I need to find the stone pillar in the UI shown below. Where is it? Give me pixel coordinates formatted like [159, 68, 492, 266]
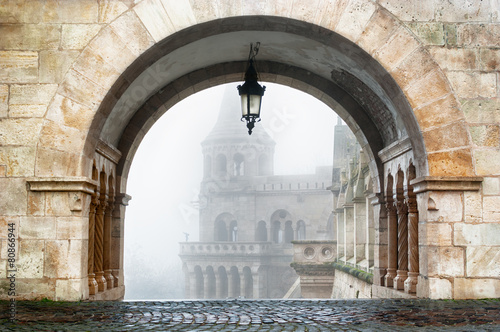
[394, 199, 408, 290]
[103, 193, 115, 289]
[370, 193, 387, 286]
[336, 209, 345, 262]
[384, 199, 397, 287]
[112, 193, 130, 288]
[88, 193, 99, 295]
[344, 204, 354, 261]
[353, 198, 366, 265]
[405, 195, 419, 293]
[228, 269, 235, 298]
[366, 195, 375, 270]
[94, 195, 108, 292]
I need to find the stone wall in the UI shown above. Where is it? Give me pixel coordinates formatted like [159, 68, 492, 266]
[0, 0, 499, 300]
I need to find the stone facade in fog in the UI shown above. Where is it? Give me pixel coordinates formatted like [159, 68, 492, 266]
[0, 0, 499, 300]
[179, 89, 333, 298]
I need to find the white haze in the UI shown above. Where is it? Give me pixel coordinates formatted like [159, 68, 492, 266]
[124, 83, 337, 299]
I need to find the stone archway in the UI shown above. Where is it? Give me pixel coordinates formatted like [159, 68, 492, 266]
[4, 0, 493, 301]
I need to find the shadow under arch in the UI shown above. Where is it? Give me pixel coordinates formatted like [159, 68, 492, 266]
[83, 15, 425, 196]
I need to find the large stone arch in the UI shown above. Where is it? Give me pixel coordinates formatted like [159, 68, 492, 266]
[3, 0, 492, 301]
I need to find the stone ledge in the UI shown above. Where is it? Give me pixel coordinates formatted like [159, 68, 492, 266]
[378, 136, 412, 163]
[290, 262, 335, 277]
[27, 177, 97, 195]
[96, 140, 122, 164]
[411, 176, 483, 193]
[332, 262, 373, 284]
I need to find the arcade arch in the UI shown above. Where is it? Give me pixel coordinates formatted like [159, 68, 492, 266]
[21, 1, 484, 301]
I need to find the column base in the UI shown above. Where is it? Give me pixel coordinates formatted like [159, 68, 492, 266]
[404, 272, 418, 294]
[112, 269, 120, 288]
[393, 270, 408, 290]
[96, 271, 107, 292]
[88, 274, 98, 295]
[104, 269, 114, 289]
[384, 268, 397, 288]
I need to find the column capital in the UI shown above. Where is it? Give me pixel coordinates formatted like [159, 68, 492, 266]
[410, 176, 482, 194]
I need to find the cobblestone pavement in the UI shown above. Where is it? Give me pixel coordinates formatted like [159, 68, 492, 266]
[1, 299, 499, 331]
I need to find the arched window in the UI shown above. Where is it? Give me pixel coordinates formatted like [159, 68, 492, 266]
[194, 266, 204, 299]
[256, 220, 267, 241]
[284, 220, 294, 243]
[233, 153, 245, 176]
[215, 154, 227, 176]
[297, 220, 306, 240]
[229, 220, 238, 242]
[272, 220, 282, 243]
[215, 220, 227, 241]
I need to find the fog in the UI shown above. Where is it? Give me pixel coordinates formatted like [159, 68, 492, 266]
[124, 83, 337, 300]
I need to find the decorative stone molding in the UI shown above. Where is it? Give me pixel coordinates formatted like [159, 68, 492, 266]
[96, 140, 122, 165]
[115, 193, 132, 206]
[291, 263, 335, 277]
[410, 176, 483, 193]
[27, 177, 97, 194]
[332, 262, 373, 284]
[378, 137, 412, 163]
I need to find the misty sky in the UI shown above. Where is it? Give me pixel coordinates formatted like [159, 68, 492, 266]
[123, 83, 338, 299]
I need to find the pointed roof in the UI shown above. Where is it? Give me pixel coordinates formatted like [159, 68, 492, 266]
[202, 85, 275, 145]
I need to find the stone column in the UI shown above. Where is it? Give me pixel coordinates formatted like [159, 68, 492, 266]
[394, 199, 409, 289]
[353, 198, 366, 265]
[336, 209, 345, 262]
[405, 194, 419, 293]
[344, 204, 354, 261]
[88, 193, 99, 295]
[366, 195, 375, 270]
[112, 193, 131, 288]
[103, 193, 115, 289]
[370, 193, 387, 286]
[228, 269, 235, 298]
[384, 198, 397, 287]
[94, 195, 108, 292]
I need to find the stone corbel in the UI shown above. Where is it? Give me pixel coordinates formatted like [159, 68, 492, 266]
[410, 176, 483, 193]
[27, 177, 98, 212]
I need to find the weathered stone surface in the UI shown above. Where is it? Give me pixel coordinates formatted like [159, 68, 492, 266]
[9, 83, 57, 105]
[315, 0, 350, 31]
[45, 240, 86, 278]
[375, 27, 420, 71]
[27, 191, 45, 217]
[475, 150, 500, 176]
[55, 278, 87, 301]
[422, 121, 469, 152]
[58, 69, 106, 109]
[407, 22, 445, 46]
[357, 10, 399, 56]
[0, 146, 36, 177]
[482, 196, 500, 222]
[391, 47, 438, 91]
[134, 0, 176, 43]
[466, 247, 500, 277]
[73, 48, 120, 90]
[457, 24, 500, 47]
[479, 48, 500, 71]
[0, 178, 27, 215]
[19, 216, 56, 240]
[190, 0, 220, 23]
[381, 0, 435, 21]
[464, 191, 482, 223]
[39, 120, 86, 153]
[98, 0, 130, 23]
[454, 278, 500, 299]
[45, 94, 93, 131]
[462, 98, 500, 124]
[427, 148, 474, 177]
[470, 125, 500, 147]
[429, 47, 477, 71]
[483, 177, 500, 195]
[160, 0, 197, 31]
[413, 94, 463, 131]
[0, 51, 38, 83]
[109, 10, 155, 56]
[0, 84, 8, 117]
[447, 71, 497, 98]
[22, 0, 98, 23]
[427, 246, 464, 277]
[405, 70, 452, 110]
[56, 217, 88, 240]
[87, 27, 136, 73]
[427, 277, 452, 299]
[455, 223, 500, 245]
[0, 24, 60, 50]
[334, 0, 378, 42]
[39, 50, 80, 83]
[17, 240, 45, 278]
[14, 278, 56, 300]
[61, 24, 102, 50]
[419, 222, 452, 246]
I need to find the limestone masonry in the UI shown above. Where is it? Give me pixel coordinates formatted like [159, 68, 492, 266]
[0, 0, 499, 301]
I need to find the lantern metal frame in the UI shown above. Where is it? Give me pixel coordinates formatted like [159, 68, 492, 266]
[237, 43, 266, 135]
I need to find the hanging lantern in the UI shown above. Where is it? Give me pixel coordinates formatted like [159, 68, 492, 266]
[237, 43, 265, 135]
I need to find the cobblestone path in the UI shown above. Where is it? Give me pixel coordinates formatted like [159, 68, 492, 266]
[1, 299, 499, 331]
